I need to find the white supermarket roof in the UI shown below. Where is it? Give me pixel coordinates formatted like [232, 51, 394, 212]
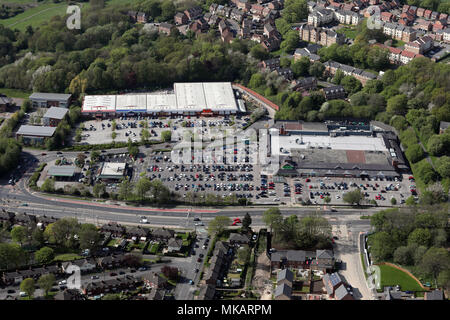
[81, 82, 239, 114]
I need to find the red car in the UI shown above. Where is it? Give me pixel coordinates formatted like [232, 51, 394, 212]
[306, 178, 311, 182]
[232, 218, 241, 226]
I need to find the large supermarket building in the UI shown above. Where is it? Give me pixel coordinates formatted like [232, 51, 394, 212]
[82, 82, 245, 118]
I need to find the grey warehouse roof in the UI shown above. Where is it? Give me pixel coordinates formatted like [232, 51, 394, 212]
[47, 166, 76, 177]
[29, 92, 72, 101]
[44, 107, 69, 120]
[16, 125, 56, 137]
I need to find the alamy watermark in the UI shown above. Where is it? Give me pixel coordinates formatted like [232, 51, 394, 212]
[66, 5, 81, 30]
[170, 125, 279, 171]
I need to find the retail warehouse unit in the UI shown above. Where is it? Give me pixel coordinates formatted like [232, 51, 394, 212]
[81, 82, 244, 118]
[270, 120, 409, 179]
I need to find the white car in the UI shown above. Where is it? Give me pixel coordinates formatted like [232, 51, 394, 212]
[273, 198, 280, 202]
[58, 280, 67, 285]
[140, 217, 148, 224]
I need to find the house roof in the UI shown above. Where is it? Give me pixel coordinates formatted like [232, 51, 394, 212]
[0, 95, 13, 105]
[335, 284, 352, 300]
[168, 237, 183, 248]
[424, 289, 443, 300]
[152, 228, 174, 238]
[198, 284, 216, 300]
[277, 268, 294, 283]
[274, 283, 292, 298]
[54, 289, 84, 301]
[142, 272, 167, 286]
[229, 233, 249, 243]
[316, 249, 334, 260]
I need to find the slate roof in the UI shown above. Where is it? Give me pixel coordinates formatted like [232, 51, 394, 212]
[229, 233, 249, 243]
[274, 283, 292, 298]
[198, 284, 216, 300]
[277, 268, 294, 284]
[424, 289, 444, 300]
[316, 249, 334, 260]
[43, 106, 69, 120]
[334, 284, 352, 300]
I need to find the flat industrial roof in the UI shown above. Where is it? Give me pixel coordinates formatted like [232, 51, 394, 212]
[47, 166, 76, 177]
[29, 92, 72, 101]
[271, 132, 388, 156]
[116, 95, 147, 112]
[16, 125, 56, 137]
[82, 95, 117, 112]
[99, 162, 126, 177]
[81, 82, 239, 113]
[147, 94, 178, 112]
[43, 107, 68, 120]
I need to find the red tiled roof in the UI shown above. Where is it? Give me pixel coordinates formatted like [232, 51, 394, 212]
[401, 50, 416, 58]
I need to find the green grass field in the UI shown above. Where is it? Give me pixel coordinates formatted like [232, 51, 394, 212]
[378, 264, 424, 292]
[0, 88, 31, 99]
[337, 26, 358, 40]
[0, 1, 68, 31]
[54, 253, 82, 262]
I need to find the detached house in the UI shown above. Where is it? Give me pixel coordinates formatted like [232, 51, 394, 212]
[167, 237, 183, 252]
[152, 228, 175, 241]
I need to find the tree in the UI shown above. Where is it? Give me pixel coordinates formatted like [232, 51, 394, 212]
[119, 179, 134, 200]
[390, 197, 397, 205]
[41, 178, 55, 192]
[10, 226, 27, 245]
[208, 216, 231, 236]
[111, 131, 117, 141]
[405, 196, 416, 206]
[341, 76, 362, 95]
[343, 189, 364, 205]
[79, 223, 101, 251]
[418, 247, 450, 285]
[93, 182, 106, 198]
[161, 130, 171, 142]
[135, 177, 152, 202]
[283, 0, 308, 23]
[0, 243, 26, 269]
[324, 196, 331, 204]
[280, 30, 299, 53]
[90, 150, 100, 162]
[436, 156, 450, 178]
[141, 129, 150, 143]
[408, 228, 432, 247]
[393, 246, 414, 266]
[20, 278, 35, 298]
[38, 273, 55, 297]
[128, 144, 139, 159]
[44, 218, 79, 248]
[31, 228, 45, 247]
[262, 208, 283, 233]
[250, 44, 270, 60]
[386, 94, 408, 115]
[291, 57, 310, 77]
[242, 212, 252, 230]
[309, 62, 325, 78]
[34, 246, 54, 265]
[369, 231, 396, 261]
[161, 265, 178, 280]
[405, 144, 425, 163]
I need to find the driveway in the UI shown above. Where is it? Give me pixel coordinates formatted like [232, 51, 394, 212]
[333, 224, 373, 300]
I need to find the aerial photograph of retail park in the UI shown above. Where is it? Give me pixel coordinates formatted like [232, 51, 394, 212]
[0, 0, 448, 308]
